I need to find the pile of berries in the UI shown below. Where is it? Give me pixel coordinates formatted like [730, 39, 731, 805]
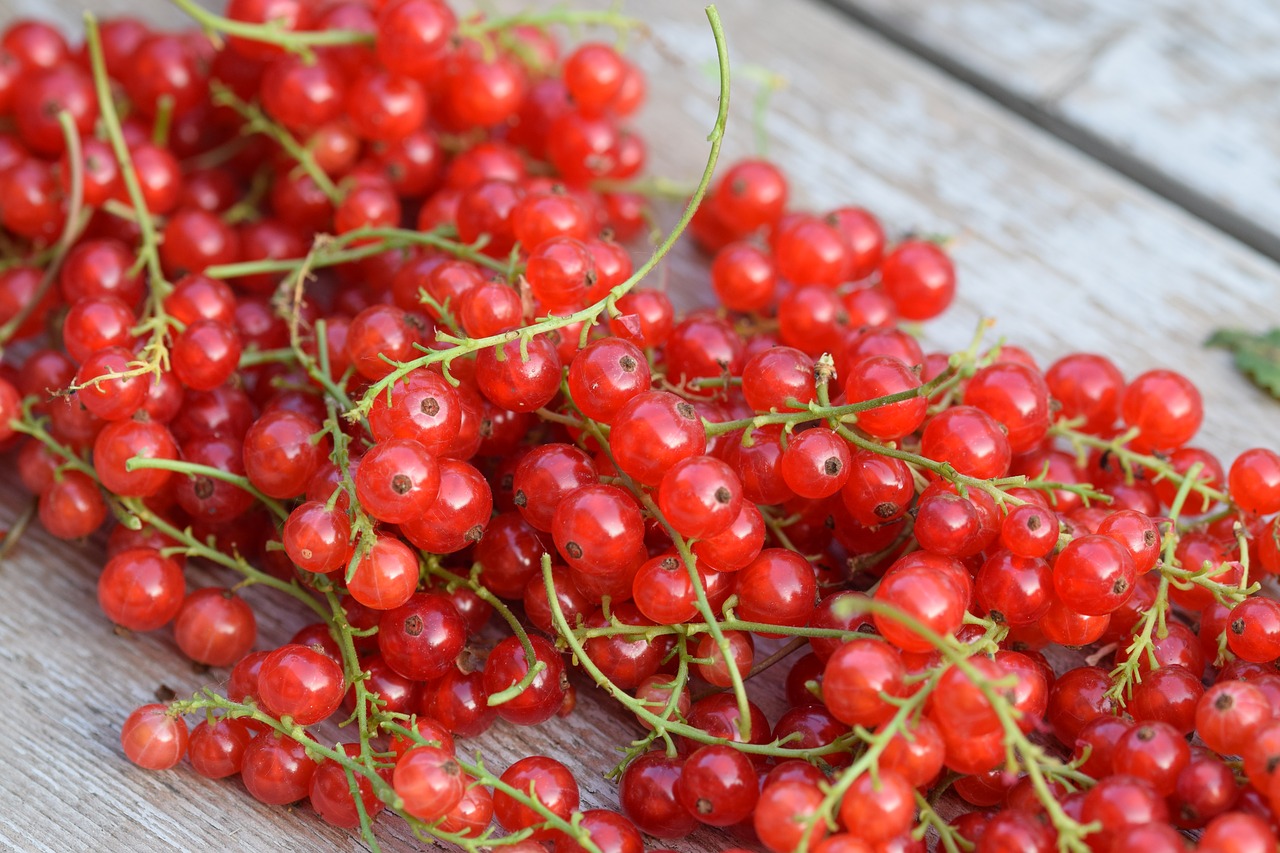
[2, 1, 1280, 851]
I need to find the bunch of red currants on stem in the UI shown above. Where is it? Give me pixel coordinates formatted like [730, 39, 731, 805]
[1, 0, 1280, 851]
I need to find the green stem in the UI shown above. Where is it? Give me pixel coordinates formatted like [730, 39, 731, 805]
[1051, 422, 1233, 508]
[459, 8, 646, 38]
[422, 561, 546, 707]
[169, 0, 373, 54]
[797, 673, 937, 848]
[0, 497, 37, 565]
[124, 457, 288, 521]
[833, 595, 1098, 851]
[85, 14, 174, 375]
[541, 557, 853, 760]
[210, 81, 341, 204]
[0, 112, 87, 354]
[701, 365, 961, 438]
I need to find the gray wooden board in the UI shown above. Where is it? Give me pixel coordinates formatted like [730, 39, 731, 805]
[825, 0, 1280, 259]
[1, 0, 1279, 851]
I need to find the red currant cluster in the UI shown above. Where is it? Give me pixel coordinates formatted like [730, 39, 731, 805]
[2, 1, 1280, 852]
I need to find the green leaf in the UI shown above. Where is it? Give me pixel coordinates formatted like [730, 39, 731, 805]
[1206, 327, 1280, 400]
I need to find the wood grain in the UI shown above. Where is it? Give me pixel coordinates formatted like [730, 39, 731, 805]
[825, 0, 1280, 258]
[1, 0, 1279, 851]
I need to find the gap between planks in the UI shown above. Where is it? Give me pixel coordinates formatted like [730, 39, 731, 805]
[812, 0, 1280, 265]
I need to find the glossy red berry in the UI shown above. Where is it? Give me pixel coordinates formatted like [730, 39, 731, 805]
[121, 704, 188, 770]
[879, 240, 955, 320]
[256, 643, 346, 726]
[676, 744, 758, 827]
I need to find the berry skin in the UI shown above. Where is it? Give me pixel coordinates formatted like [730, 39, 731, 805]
[1121, 369, 1203, 453]
[610, 390, 707, 487]
[242, 411, 324, 500]
[354, 438, 441, 524]
[482, 634, 567, 726]
[346, 536, 420, 611]
[376, 0, 456, 79]
[822, 638, 907, 727]
[1052, 534, 1137, 616]
[1230, 447, 1280, 515]
[657, 455, 742, 540]
[618, 752, 697, 839]
[241, 731, 320, 805]
[494, 756, 580, 841]
[1228, 597, 1280, 663]
[256, 643, 346, 726]
[920, 405, 1012, 479]
[120, 704, 189, 770]
[839, 771, 915, 845]
[755, 780, 828, 852]
[377, 593, 466, 682]
[553, 483, 644, 576]
[173, 588, 257, 667]
[782, 427, 851, 499]
[736, 548, 818, 630]
[188, 716, 254, 779]
[282, 501, 352, 575]
[741, 347, 815, 413]
[873, 564, 967, 653]
[879, 240, 956, 320]
[399, 459, 493, 554]
[475, 335, 562, 413]
[98, 548, 186, 632]
[567, 337, 652, 424]
[393, 746, 465, 822]
[676, 744, 759, 827]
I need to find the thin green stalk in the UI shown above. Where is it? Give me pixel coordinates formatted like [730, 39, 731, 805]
[541, 557, 854, 760]
[124, 457, 288, 521]
[169, 0, 373, 55]
[85, 14, 175, 377]
[0, 111, 88, 354]
[423, 561, 547, 707]
[210, 81, 342, 204]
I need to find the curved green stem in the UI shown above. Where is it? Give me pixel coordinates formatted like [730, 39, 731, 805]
[85, 14, 174, 375]
[349, 4, 732, 422]
[169, 0, 373, 55]
[125, 457, 288, 521]
[422, 561, 547, 707]
[0, 111, 88, 354]
[209, 81, 341, 204]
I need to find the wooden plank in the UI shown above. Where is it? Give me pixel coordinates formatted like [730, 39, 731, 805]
[824, 0, 1280, 259]
[1, 0, 1279, 852]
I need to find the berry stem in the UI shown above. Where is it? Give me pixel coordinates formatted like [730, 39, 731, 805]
[833, 595, 1098, 851]
[797, 669, 937, 847]
[579, 409, 756, 741]
[0, 497, 37, 565]
[0, 111, 89, 354]
[458, 8, 647, 39]
[3, 411, 332, 616]
[209, 81, 343, 205]
[85, 13, 176, 378]
[914, 790, 973, 853]
[541, 556, 856, 759]
[168, 0, 374, 55]
[1050, 421, 1233, 508]
[124, 457, 289, 521]
[421, 560, 548, 707]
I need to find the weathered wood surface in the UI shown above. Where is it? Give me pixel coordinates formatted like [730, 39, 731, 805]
[1, 0, 1279, 851]
[825, 0, 1280, 259]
